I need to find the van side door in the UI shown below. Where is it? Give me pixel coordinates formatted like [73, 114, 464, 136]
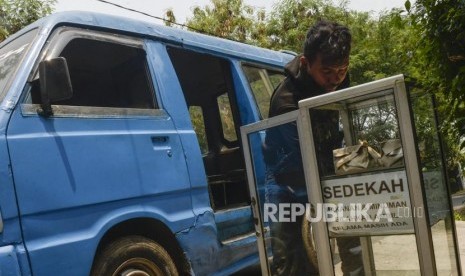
[6, 27, 193, 276]
[165, 45, 286, 274]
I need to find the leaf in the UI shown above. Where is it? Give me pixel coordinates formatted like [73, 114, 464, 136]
[1, 0, 55, 39]
[405, 0, 411, 12]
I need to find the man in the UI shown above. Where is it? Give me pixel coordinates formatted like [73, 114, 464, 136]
[264, 20, 363, 275]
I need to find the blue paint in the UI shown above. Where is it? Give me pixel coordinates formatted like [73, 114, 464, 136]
[176, 211, 258, 275]
[0, 11, 292, 275]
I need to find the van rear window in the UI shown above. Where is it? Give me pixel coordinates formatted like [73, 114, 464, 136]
[242, 65, 284, 119]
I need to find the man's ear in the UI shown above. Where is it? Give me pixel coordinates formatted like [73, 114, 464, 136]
[300, 55, 307, 68]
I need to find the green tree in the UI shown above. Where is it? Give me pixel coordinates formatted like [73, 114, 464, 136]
[264, 0, 352, 51]
[263, 0, 417, 85]
[183, 0, 464, 170]
[186, 0, 261, 43]
[402, 0, 465, 176]
[0, 0, 55, 42]
[349, 9, 416, 85]
[407, 0, 465, 140]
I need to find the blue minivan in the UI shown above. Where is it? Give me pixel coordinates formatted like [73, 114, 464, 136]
[0, 11, 293, 275]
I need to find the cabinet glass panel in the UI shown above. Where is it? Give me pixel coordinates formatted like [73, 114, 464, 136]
[410, 89, 460, 275]
[246, 120, 318, 275]
[307, 89, 421, 275]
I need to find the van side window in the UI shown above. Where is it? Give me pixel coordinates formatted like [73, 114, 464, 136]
[217, 93, 237, 142]
[242, 65, 285, 119]
[29, 29, 156, 111]
[189, 105, 208, 154]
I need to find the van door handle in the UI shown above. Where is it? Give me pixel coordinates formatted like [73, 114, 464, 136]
[151, 136, 169, 144]
[151, 136, 172, 157]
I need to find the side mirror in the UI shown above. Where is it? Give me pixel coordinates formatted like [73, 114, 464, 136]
[38, 57, 73, 116]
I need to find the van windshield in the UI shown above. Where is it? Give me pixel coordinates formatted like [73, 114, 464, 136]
[0, 29, 37, 98]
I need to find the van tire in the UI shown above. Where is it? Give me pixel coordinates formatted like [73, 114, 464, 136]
[91, 235, 179, 276]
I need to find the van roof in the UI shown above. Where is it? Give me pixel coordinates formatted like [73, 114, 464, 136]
[13, 11, 294, 67]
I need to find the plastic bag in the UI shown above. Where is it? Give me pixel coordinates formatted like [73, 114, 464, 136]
[333, 141, 381, 175]
[333, 139, 404, 175]
[379, 139, 403, 167]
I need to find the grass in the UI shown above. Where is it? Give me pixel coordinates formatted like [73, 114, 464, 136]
[455, 208, 465, 221]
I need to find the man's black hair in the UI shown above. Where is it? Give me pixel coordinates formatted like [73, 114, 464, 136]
[303, 20, 351, 66]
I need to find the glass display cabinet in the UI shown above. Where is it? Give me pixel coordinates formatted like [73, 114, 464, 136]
[241, 75, 461, 276]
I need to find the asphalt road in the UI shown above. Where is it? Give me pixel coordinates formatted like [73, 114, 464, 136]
[452, 192, 465, 210]
[234, 223, 465, 275]
[233, 224, 465, 275]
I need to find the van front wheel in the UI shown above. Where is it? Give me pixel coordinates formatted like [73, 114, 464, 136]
[91, 235, 179, 276]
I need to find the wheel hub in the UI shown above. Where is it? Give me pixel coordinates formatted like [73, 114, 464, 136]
[114, 258, 164, 276]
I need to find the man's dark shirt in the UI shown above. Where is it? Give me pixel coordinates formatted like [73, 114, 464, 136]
[264, 55, 350, 182]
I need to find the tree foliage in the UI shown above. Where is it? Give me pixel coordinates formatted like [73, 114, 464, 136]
[408, 0, 465, 98]
[185, 0, 418, 85]
[186, 0, 260, 42]
[0, 0, 462, 177]
[0, 0, 55, 42]
[265, 0, 351, 51]
[407, 0, 465, 145]
[180, 0, 465, 171]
